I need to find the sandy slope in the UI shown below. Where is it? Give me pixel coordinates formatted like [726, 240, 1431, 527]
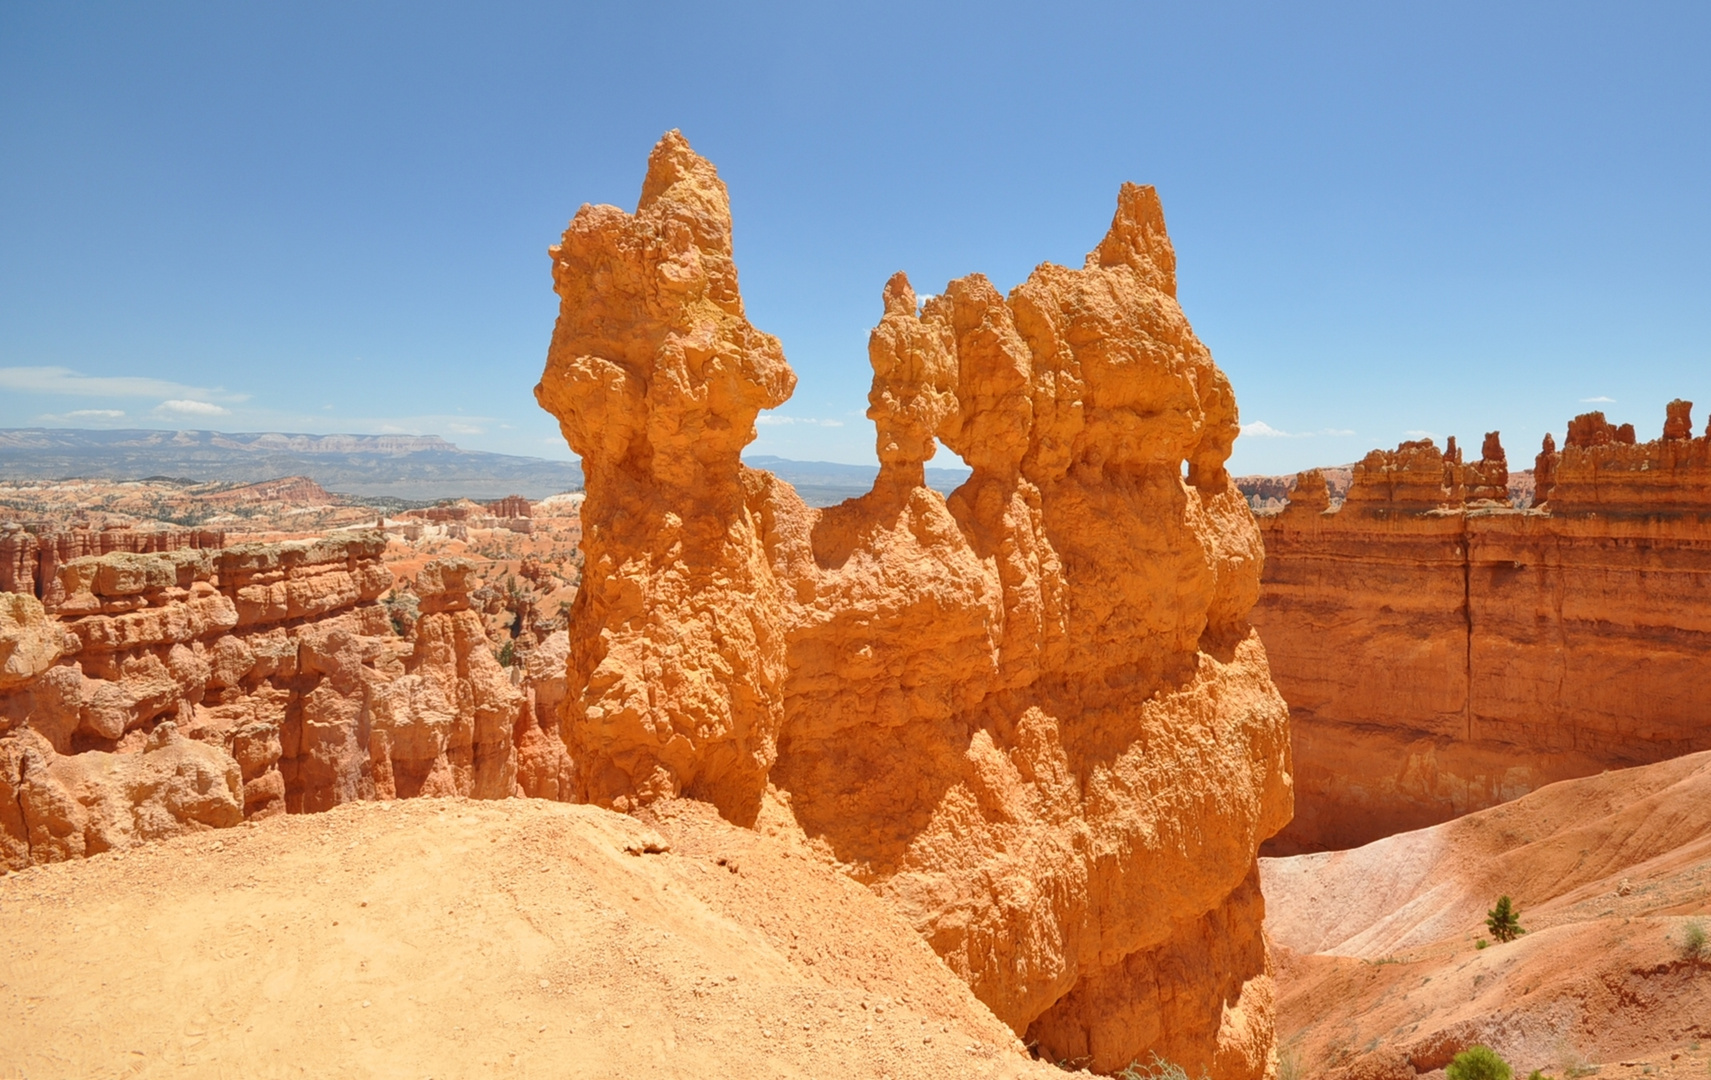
[0, 795, 1064, 1080]
[1263, 750, 1711, 1079]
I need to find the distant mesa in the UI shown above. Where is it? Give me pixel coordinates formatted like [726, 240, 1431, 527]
[0, 427, 584, 501]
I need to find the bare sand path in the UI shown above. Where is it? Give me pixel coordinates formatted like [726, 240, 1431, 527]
[0, 795, 1059, 1080]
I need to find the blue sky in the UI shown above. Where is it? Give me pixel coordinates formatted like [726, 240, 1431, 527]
[2, 2, 1706, 475]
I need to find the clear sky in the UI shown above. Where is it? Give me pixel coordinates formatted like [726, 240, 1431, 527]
[2, 2, 1707, 476]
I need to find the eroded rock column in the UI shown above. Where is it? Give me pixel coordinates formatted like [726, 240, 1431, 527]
[538, 132, 1292, 1078]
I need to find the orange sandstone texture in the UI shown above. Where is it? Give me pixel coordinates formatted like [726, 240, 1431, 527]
[537, 132, 1292, 1077]
[1256, 408, 1711, 855]
[0, 536, 571, 868]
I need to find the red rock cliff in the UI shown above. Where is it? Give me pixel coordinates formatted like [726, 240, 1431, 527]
[536, 131, 1292, 1078]
[1256, 407, 1711, 854]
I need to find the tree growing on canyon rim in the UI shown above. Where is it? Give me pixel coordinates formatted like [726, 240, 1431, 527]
[1446, 1044, 1513, 1080]
[1486, 896, 1525, 943]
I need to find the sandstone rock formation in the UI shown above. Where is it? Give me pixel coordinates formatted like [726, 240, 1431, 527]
[1235, 467, 1352, 512]
[1256, 403, 1711, 854]
[0, 535, 571, 869]
[537, 131, 1291, 1077]
[0, 524, 224, 603]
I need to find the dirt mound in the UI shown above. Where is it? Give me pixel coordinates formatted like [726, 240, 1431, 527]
[0, 793, 1065, 1080]
[1262, 750, 1711, 1078]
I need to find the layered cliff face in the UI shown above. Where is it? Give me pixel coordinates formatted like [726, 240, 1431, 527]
[0, 535, 570, 869]
[1256, 407, 1711, 854]
[537, 132, 1292, 1077]
[0, 524, 225, 603]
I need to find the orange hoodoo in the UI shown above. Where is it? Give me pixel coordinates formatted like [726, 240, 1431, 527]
[536, 131, 1292, 1077]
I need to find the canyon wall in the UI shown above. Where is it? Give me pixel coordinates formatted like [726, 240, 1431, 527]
[0, 534, 572, 869]
[0, 523, 225, 602]
[1256, 408, 1711, 854]
[535, 131, 1292, 1078]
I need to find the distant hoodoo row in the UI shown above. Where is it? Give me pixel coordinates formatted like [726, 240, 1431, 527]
[1256, 401, 1711, 854]
[535, 131, 1291, 1077]
[1, 535, 574, 868]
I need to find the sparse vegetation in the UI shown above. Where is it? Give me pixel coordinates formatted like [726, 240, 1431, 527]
[382, 588, 420, 637]
[1486, 896, 1525, 943]
[1118, 1053, 1208, 1080]
[1446, 1044, 1513, 1080]
[1680, 918, 1707, 960]
[1277, 1038, 1304, 1080]
[1476, 937, 1490, 949]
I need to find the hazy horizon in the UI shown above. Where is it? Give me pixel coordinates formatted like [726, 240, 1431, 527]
[3, 3, 1706, 477]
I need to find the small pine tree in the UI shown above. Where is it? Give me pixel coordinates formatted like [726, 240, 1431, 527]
[1446, 1045, 1512, 1080]
[1486, 896, 1525, 943]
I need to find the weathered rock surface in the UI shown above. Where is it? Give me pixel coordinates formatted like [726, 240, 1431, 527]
[1263, 750, 1711, 1078]
[0, 536, 571, 869]
[0, 524, 224, 606]
[537, 131, 1291, 1077]
[1256, 407, 1711, 854]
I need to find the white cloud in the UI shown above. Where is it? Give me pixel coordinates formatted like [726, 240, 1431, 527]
[445, 422, 485, 435]
[1404, 429, 1441, 440]
[1580, 395, 1616, 403]
[1241, 422, 1357, 439]
[155, 399, 231, 417]
[46, 409, 127, 420]
[756, 414, 845, 428]
[0, 365, 247, 402]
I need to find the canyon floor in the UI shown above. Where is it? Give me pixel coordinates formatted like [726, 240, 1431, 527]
[0, 795, 1062, 1080]
[1263, 749, 1711, 1080]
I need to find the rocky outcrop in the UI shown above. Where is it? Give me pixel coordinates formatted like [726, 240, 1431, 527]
[536, 131, 1291, 1077]
[484, 495, 532, 518]
[0, 524, 224, 603]
[1236, 467, 1352, 512]
[0, 536, 571, 869]
[1256, 404, 1711, 854]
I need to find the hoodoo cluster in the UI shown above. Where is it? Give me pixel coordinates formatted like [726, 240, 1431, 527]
[535, 132, 1292, 1077]
[0, 536, 574, 867]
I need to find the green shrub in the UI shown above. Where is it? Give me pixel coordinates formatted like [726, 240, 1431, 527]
[1475, 938, 1490, 949]
[1681, 918, 1707, 960]
[1447, 1045, 1513, 1080]
[1486, 896, 1525, 943]
[1118, 1054, 1207, 1080]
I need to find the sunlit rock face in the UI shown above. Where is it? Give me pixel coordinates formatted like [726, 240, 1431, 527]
[1256, 405, 1711, 855]
[0, 538, 563, 869]
[538, 131, 1292, 1078]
